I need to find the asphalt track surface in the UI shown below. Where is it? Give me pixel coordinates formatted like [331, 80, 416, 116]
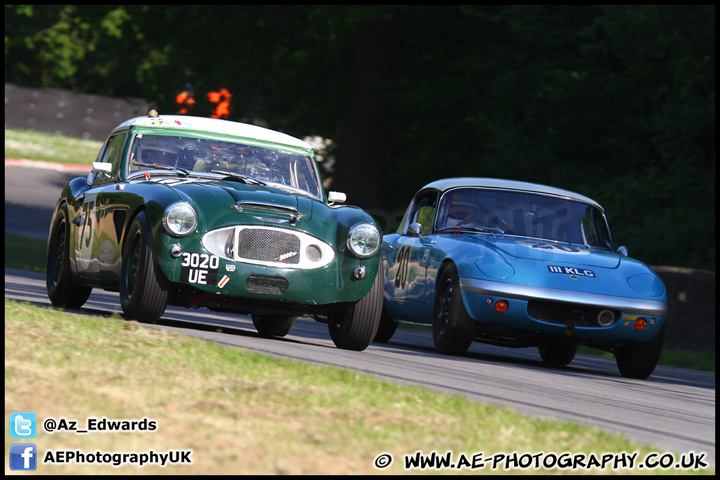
[4, 160, 715, 468]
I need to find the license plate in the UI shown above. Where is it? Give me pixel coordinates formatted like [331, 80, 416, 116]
[547, 265, 596, 278]
[180, 252, 220, 285]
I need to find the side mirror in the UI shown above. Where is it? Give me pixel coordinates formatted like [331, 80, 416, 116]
[92, 162, 113, 173]
[616, 245, 628, 257]
[88, 162, 112, 186]
[408, 222, 423, 238]
[327, 191, 346, 205]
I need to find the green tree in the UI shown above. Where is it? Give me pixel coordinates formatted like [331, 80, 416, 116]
[4, 5, 714, 269]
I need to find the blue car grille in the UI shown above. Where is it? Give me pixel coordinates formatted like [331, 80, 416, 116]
[236, 228, 301, 264]
[527, 301, 618, 328]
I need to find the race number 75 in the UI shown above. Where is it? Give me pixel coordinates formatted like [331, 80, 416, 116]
[79, 200, 95, 248]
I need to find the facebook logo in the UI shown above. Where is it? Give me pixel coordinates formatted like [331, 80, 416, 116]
[10, 411, 37, 438]
[9, 444, 37, 470]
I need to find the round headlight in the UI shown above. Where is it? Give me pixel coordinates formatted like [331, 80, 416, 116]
[347, 224, 381, 258]
[163, 202, 197, 236]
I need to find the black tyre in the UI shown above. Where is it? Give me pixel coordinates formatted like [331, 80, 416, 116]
[538, 342, 578, 366]
[120, 211, 169, 323]
[615, 323, 665, 379]
[373, 304, 398, 344]
[46, 205, 92, 309]
[433, 263, 475, 355]
[252, 315, 297, 337]
[329, 269, 383, 351]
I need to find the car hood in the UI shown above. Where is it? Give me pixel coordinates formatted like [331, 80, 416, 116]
[148, 176, 322, 228]
[444, 233, 666, 301]
[157, 176, 310, 211]
[481, 236, 620, 268]
[462, 234, 621, 269]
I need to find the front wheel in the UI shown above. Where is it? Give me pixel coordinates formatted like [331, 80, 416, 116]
[120, 211, 169, 323]
[615, 324, 665, 379]
[252, 315, 297, 337]
[46, 205, 92, 309]
[329, 270, 383, 351]
[373, 304, 398, 344]
[432, 264, 475, 355]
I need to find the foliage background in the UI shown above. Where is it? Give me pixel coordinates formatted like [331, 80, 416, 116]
[5, 5, 715, 270]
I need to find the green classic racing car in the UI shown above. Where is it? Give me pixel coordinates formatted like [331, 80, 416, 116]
[46, 111, 383, 350]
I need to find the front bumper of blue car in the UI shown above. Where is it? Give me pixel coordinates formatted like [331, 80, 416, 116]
[459, 278, 668, 343]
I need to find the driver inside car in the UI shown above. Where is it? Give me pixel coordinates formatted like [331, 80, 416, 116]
[137, 136, 179, 167]
[443, 193, 479, 228]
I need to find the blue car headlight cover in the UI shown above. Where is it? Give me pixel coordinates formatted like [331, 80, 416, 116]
[627, 273, 665, 297]
[476, 254, 515, 280]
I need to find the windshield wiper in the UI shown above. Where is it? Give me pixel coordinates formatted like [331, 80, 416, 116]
[134, 162, 189, 177]
[438, 225, 505, 235]
[209, 170, 266, 185]
[262, 181, 316, 199]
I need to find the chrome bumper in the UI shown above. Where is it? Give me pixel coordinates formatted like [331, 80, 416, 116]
[459, 278, 669, 317]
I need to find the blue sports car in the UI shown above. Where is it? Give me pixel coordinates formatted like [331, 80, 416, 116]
[376, 178, 668, 379]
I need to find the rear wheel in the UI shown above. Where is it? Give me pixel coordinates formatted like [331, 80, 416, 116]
[120, 211, 169, 323]
[46, 205, 92, 308]
[329, 270, 383, 351]
[615, 324, 665, 379]
[252, 315, 297, 337]
[432, 264, 475, 355]
[538, 342, 578, 366]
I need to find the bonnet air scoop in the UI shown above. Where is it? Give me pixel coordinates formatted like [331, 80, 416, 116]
[230, 200, 306, 225]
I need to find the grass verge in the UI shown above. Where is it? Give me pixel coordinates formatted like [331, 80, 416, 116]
[5, 299, 712, 475]
[5, 128, 102, 165]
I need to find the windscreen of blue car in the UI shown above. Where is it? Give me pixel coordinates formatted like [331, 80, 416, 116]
[128, 134, 322, 199]
[436, 188, 613, 250]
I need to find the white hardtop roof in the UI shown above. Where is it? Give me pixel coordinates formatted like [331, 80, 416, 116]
[114, 114, 313, 151]
[421, 177, 603, 210]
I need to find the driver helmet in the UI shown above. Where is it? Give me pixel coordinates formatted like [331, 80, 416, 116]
[445, 192, 479, 227]
[137, 135, 179, 166]
[177, 142, 200, 170]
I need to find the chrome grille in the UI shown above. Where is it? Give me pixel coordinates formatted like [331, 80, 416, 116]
[237, 228, 301, 264]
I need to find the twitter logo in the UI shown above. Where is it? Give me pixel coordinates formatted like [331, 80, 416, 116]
[10, 412, 37, 439]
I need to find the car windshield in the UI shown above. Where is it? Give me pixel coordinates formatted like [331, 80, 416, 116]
[128, 134, 322, 198]
[436, 187, 613, 250]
